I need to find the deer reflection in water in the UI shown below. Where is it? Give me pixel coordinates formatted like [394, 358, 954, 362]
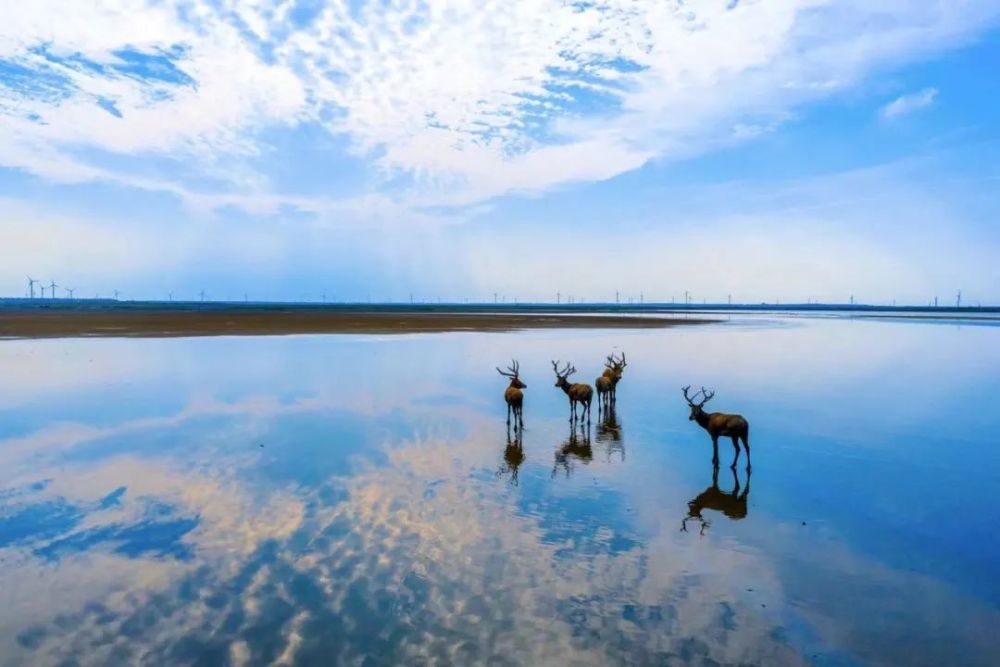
[595, 406, 625, 463]
[681, 465, 751, 536]
[552, 423, 593, 478]
[497, 428, 525, 485]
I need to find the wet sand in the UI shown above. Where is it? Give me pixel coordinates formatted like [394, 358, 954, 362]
[0, 308, 716, 339]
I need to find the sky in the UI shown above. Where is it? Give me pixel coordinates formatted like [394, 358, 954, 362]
[1, 0, 999, 305]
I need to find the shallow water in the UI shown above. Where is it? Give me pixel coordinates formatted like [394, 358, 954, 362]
[1, 317, 999, 666]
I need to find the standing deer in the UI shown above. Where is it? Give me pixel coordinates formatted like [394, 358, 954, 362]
[681, 466, 751, 535]
[496, 360, 526, 429]
[596, 352, 626, 412]
[552, 361, 593, 423]
[682, 386, 750, 469]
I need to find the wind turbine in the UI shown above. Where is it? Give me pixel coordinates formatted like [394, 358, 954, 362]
[39, 284, 46, 298]
[49, 280, 58, 299]
[26, 276, 38, 299]
[199, 289, 206, 302]
[65, 287, 75, 299]
[113, 289, 121, 300]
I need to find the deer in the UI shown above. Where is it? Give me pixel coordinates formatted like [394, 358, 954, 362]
[496, 360, 526, 429]
[595, 352, 626, 412]
[681, 466, 751, 535]
[682, 386, 750, 470]
[552, 361, 593, 423]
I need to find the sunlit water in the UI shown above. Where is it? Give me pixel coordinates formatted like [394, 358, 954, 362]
[1, 317, 999, 666]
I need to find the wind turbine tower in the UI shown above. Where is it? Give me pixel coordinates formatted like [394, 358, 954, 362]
[65, 287, 75, 299]
[26, 276, 38, 299]
[49, 280, 57, 299]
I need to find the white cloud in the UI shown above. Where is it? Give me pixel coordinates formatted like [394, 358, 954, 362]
[880, 87, 939, 119]
[0, 1, 997, 214]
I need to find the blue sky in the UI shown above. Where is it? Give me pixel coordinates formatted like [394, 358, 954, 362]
[1, 0, 998, 304]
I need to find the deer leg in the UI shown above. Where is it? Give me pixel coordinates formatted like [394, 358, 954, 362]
[730, 435, 740, 469]
[711, 435, 719, 467]
[742, 435, 751, 470]
[506, 403, 511, 425]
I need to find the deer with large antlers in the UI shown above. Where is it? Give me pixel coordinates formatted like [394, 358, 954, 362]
[497, 360, 526, 429]
[682, 386, 750, 469]
[552, 361, 593, 423]
[595, 352, 626, 412]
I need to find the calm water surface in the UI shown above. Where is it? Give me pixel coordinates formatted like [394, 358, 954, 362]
[1, 317, 999, 666]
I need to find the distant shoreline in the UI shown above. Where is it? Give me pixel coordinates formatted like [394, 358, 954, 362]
[0, 307, 717, 339]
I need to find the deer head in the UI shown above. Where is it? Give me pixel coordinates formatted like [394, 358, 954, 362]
[603, 352, 627, 379]
[613, 351, 627, 372]
[496, 360, 526, 388]
[551, 360, 576, 389]
[682, 385, 715, 421]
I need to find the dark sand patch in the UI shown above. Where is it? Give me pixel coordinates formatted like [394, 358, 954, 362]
[0, 308, 716, 339]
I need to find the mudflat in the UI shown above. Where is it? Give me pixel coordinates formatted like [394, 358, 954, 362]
[0, 307, 716, 338]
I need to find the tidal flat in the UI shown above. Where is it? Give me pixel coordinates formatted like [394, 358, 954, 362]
[1, 314, 998, 665]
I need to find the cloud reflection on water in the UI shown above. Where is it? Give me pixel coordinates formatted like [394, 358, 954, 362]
[1, 320, 999, 665]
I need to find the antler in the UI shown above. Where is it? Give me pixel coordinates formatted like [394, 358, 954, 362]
[551, 360, 575, 378]
[682, 385, 712, 407]
[606, 352, 626, 370]
[682, 385, 698, 405]
[497, 359, 520, 378]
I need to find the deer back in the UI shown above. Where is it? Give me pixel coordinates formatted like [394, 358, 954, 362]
[569, 382, 593, 401]
[706, 412, 748, 436]
[504, 386, 524, 406]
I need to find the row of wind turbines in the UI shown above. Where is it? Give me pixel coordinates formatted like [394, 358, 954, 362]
[26, 276, 74, 299]
[24, 276, 123, 301]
